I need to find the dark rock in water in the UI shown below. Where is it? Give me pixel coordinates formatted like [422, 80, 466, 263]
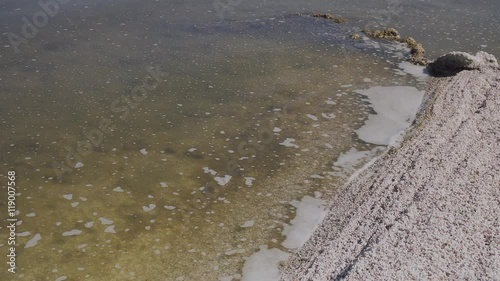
[429, 51, 498, 76]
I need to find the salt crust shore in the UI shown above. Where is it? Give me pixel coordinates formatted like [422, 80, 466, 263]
[280, 58, 500, 280]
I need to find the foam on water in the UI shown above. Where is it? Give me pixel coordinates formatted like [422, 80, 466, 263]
[279, 138, 299, 148]
[355, 86, 425, 145]
[241, 246, 290, 281]
[241, 194, 329, 281]
[62, 230, 82, 237]
[331, 147, 385, 177]
[282, 196, 329, 249]
[24, 234, 41, 249]
[0, 11, 428, 281]
[398, 61, 430, 80]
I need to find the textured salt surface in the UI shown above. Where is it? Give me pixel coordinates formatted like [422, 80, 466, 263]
[281, 61, 500, 280]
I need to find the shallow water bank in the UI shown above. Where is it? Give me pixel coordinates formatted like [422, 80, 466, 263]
[280, 54, 500, 280]
[3, 0, 495, 279]
[0, 13, 429, 281]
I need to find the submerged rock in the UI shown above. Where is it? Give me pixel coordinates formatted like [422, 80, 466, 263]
[429, 51, 499, 76]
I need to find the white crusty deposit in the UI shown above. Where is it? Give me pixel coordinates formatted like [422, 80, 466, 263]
[280, 53, 500, 280]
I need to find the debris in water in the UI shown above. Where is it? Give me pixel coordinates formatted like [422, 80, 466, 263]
[362, 28, 429, 65]
[312, 13, 347, 23]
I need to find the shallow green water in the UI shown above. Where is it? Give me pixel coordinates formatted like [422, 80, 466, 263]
[0, 1, 496, 280]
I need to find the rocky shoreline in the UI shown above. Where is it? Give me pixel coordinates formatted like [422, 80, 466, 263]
[280, 53, 500, 280]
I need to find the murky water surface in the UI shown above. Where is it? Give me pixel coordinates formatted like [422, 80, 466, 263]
[0, 1, 497, 280]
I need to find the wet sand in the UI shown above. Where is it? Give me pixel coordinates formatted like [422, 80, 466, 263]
[280, 54, 500, 280]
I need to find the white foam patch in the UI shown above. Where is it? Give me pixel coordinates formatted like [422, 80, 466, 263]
[75, 162, 84, 169]
[24, 233, 41, 248]
[142, 204, 156, 212]
[279, 138, 299, 148]
[203, 167, 217, 175]
[140, 148, 148, 155]
[63, 194, 73, 200]
[113, 186, 124, 192]
[62, 229, 82, 237]
[244, 177, 255, 187]
[99, 218, 113, 225]
[215, 175, 232, 186]
[325, 99, 336, 105]
[164, 205, 176, 210]
[332, 147, 384, 177]
[321, 113, 336, 119]
[240, 220, 255, 228]
[241, 245, 290, 281]
[281, 196, 328, 249]
[355, 86, 424, 145]
[105, 225, 116, 233]
[160, 182, 168, 188]
[306, 114, 318, 121]
[398, 61, 429, 80]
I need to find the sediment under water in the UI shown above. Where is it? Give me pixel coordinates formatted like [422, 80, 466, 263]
[0, 11, 429, 281]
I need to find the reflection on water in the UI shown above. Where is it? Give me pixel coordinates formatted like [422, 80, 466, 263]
[0, 1, 466, 280]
